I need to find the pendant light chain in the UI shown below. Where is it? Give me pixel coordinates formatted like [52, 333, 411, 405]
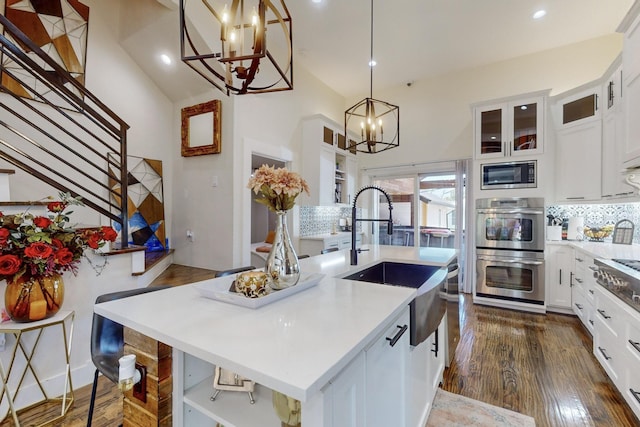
[369, 0, 374, 99]
[344, 0, 399, 153]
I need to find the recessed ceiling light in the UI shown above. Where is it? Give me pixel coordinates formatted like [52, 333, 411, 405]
[312, 0, 322, 3]
[160, 54, 172, 65]
[533, 10, 546, 19]
[369, 60, 377, 67]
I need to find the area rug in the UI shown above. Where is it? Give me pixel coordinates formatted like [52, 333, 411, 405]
[426, 389, 536, 427]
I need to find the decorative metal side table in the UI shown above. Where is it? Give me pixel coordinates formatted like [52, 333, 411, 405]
[0, 310, 74, 426]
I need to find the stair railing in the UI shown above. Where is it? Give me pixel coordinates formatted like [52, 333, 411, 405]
[0, 14, 129, 247]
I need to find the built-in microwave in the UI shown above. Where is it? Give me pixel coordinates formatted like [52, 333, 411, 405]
[481, 160, 537, 190]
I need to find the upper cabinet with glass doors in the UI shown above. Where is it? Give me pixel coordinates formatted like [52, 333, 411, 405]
[473, 91, 548, 160]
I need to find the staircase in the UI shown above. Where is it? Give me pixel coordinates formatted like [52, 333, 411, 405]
[0, 14, 129, 244]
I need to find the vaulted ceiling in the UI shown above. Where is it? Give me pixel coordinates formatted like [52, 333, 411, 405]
[121, 0, 636, 102]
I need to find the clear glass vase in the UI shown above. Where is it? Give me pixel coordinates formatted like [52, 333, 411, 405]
[265, 210, 300, 290]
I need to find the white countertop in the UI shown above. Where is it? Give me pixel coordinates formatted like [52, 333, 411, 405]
[547, 240, 640, 259]
[94, 245, 457, 402]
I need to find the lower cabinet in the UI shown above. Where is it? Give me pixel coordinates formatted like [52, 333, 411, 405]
[177, 305, 445, 427]
[330, 352, 366, 427]
[325, 306, 410, 427]
[408, 316, 446, 427]
[593, 286, 640, 421]
[546, 245, 574, 310]
[364, 307, 410, 427]
[623, 320, 640, 415]
[571, 250, 595, 333]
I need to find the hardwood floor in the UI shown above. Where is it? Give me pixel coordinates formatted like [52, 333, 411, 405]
[0, 374, 121, 427]
[442, 294, 640, 427]
[148, 263, 217, 287]
[3, 284, 638, 426]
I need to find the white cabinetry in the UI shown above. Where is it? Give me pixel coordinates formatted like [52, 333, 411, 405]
[303, 115, 358, 206]
[572, 250, 596, 334]
[299, 233, 362, 256]
[593, 284, 640, 421]
[473, 92, 546, 159]
[621, 3, 640, 167]
[602, 57, 635, 199]
[622, 319, 640, 418]
[551, 83, 603, 202]
[554, 119, 602, 202]
[179, 306, 410, 427]
[552, 84, 601, 129]
[365, 307, 410, 427]
[546, 244, 573, 311]
[329, 352, 366, 427]
[593, 286, 626, 387]
[408, 316, 446, 427]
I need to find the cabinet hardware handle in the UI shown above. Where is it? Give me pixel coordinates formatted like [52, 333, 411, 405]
[631, 389, 640, 404]
[576, 258, 584, 262]
[566, 197, 586, 200]
[575, 303, 584, 310]
[386, 324, 408, 347]
[588, 266, 598, 271]
[575, 278, 583, 284]
[598, 346, 612, 360]
[597, 309, 611, 319]
[589, 289, 594, 295]
[595, 93, 599, 111]
[560, 269, 562, 285]
[589, 320, 594, 326]
[570, 271, 574, 287]
[629, 340, 640, 354]
[431, 328, 439, 357]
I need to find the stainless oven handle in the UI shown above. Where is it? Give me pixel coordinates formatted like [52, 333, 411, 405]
[477, 256, 543, 266]
[476, 209, 544, 215]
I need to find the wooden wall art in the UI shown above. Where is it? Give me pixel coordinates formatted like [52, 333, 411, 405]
[181, 100, 222, 157]
[1, 0, 89, 102]
[108, 155, 166, 252]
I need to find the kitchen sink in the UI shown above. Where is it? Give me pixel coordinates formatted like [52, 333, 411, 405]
[341, 262, 447, 346]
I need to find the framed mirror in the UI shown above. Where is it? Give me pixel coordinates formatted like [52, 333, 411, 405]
[181, 100, 221, 156]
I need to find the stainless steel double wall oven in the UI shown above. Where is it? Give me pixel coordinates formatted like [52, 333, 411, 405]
[476, 197, 545, 305]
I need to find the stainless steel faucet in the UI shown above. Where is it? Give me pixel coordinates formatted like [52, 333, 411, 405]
[351, 186, 394, 265]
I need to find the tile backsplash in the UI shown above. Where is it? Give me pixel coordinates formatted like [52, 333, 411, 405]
[547, 203, 640, 243]
[299, 206, 362, 236]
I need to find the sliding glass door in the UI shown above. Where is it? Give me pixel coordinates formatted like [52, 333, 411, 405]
[372, 177, 417, 246]
[370, 160, 468, 290]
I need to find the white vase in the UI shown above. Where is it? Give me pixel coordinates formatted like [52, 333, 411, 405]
[265, 210, 300, 289]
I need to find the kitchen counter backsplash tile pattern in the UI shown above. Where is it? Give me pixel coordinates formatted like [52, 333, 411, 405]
[300, 206, 362, 236]
[547, 203, 640, 244]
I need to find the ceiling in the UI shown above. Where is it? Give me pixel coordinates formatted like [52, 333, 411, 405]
[121, 0, 636, 102]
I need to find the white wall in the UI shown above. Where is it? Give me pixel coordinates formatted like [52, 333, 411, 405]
[355, 34, 624, 171]
[0, 0, 176, 407]
[170, 91, 236, 269]
[231, 66, 346, 267]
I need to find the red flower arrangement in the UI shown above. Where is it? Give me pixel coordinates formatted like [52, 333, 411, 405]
[0, 193, 118, 283]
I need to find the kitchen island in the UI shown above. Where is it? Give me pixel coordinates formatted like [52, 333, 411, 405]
[94, 245, 457, 427]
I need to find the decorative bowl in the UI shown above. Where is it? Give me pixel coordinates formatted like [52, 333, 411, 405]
[234, 271, 270, 298]
[583, 225, 614, 242]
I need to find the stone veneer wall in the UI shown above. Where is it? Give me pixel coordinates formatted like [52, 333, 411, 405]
[547, 202, 640, 244]
[299, 206, 362, 236]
